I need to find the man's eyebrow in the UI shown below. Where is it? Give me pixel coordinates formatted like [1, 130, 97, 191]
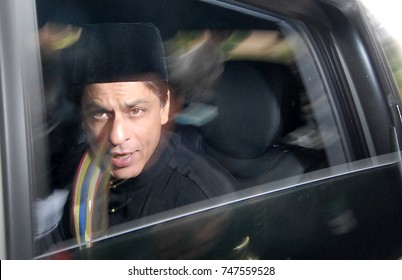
[83, 99, 150, 111]
[83, 103, 107, 111]
[123, 99, 150, 108]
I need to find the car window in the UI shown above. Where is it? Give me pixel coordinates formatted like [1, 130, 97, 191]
[33, 0, 342, 257]
[4, 0, 398, 259]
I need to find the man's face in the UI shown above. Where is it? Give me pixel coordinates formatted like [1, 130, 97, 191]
[81, 81, 170, 179]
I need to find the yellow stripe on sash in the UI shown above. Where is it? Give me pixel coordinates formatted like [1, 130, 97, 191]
[85, 165, 101, 244]
[72, 149, 111, 247]
[73, 152, 91, 244]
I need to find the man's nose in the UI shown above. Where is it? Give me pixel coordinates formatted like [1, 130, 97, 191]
[108, 116, 129, 146]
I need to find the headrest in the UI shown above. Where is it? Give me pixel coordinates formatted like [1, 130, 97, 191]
[201, 61, 283, 159]
[62, 23, 168, 86]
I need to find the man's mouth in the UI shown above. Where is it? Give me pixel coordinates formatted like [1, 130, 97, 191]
[113, 153, 132, 160]
[109, 152, 137, 168]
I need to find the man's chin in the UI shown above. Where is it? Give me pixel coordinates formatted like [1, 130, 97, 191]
[111, 167, 142, 180]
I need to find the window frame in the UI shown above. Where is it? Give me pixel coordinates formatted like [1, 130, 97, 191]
[314, 1, 400, 157]
[0, 0, 48, 259]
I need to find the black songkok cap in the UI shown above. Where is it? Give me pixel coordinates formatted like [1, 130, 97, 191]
[63, 23, 168, 85]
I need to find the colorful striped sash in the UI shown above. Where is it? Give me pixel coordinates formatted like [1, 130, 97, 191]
[71, 150, 111, 247]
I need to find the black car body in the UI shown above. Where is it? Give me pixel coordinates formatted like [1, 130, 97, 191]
[1, 0, 402, 259]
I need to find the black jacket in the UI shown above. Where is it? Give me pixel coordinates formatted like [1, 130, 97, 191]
[59, 131, 238, 240]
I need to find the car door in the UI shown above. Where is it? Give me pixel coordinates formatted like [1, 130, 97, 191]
[1, 0, 402, 260]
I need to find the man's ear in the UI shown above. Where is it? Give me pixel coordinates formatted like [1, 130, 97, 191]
[161, 90, 170, 125]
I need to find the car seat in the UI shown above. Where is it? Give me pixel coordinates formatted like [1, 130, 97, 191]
[180, 60, 323, 188]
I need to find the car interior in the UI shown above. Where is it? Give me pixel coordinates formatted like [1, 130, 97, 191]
[175, 59, 327, 188]
[36, 0, 331, 193]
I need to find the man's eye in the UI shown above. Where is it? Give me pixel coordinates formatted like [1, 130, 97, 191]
[128, 107, 146, 116]
[90, 111, 111, 120]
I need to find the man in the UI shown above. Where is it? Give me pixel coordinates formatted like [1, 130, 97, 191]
[56, 23, 237, 244]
